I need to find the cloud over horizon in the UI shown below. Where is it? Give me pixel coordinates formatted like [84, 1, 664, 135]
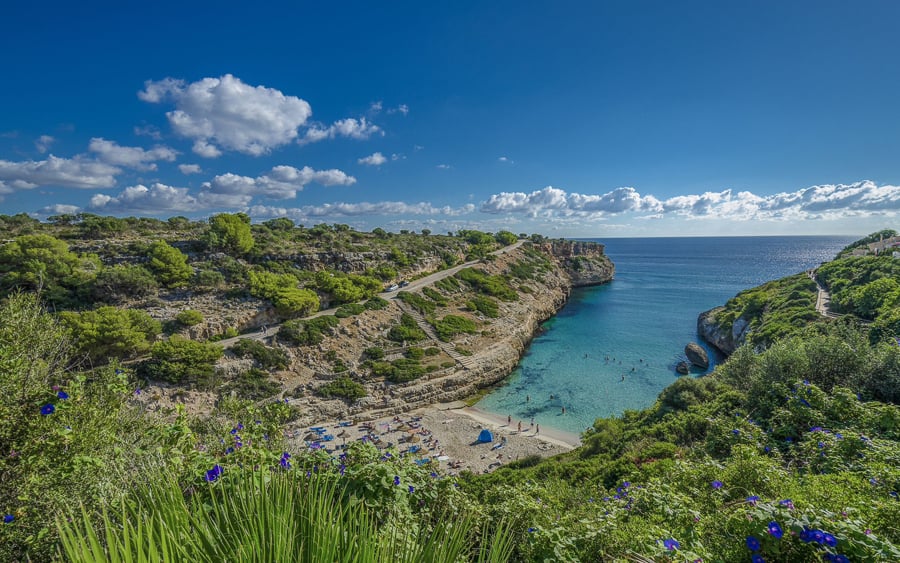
[481, 181, 900, 222]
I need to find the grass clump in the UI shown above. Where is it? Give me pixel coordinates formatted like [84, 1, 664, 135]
[316, 376, 367, 401]
[432, 315, 478, 342]
[279, 316, 340, 346]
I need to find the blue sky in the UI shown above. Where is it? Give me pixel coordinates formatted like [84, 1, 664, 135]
[1, 1, 898, 237]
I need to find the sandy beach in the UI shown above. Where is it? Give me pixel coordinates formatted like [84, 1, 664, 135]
[288, 401, 581, 475]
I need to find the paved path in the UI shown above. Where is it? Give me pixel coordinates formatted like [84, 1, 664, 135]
[809, 270, 838, 318]
[215, 240, 525, 350]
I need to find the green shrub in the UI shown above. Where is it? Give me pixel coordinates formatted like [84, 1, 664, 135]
[467, 296, 500, 318]
[176, 309, 204, 326]
[456, 268, 518, 301]
[364, 297, 389, 310]
[207, 212, 254, 254]
[397, 291, 436, 314]
[248, 270, 320, 317]
[59, 307, 161, 363]
[231, 339, 289, 370]
[425, 347, 441, 357]
[364, 347, 385, 360]
[406, 347, 425, 360]
[432, 315, 478, 341]
[435, 277, 460, 292]
[422, 287, 448, 306]
[92, 264, 158, 302]
[278, 316, 340, 346]
[222, 367, 281, 400]
[335, 303, 366, 318]
[147, 240, 193, 288]
[388, 313, 427, 342]
[316, 376, 367, 401]
[386, 358, 425, 383]
[141, 336, 223, 384]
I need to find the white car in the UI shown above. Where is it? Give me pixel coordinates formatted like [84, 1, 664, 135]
[386, 284, 399, 292]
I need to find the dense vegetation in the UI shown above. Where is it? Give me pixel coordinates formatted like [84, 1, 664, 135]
[5, 219, 898, 562]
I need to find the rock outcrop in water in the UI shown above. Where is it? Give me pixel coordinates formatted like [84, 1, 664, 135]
[684, 342, 709, 369]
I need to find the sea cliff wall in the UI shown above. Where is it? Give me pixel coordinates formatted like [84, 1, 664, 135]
[697, 307, 750, 356]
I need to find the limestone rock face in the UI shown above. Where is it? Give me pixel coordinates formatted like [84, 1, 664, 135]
[684, 342, 709, 369]
[698, 307, 738, 356]
[539, 240, 615, 287]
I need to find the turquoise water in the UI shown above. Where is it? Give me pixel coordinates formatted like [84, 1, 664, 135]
[477, 236, 857, 434]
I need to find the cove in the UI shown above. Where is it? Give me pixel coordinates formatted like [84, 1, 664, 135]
[476, 236, 856, 435]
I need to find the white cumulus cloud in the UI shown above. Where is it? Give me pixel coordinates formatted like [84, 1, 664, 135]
[0, 155, 120, 190]
[358, 152, 387, 166]
[202, 165, 356, 201]
[139, 74, 313, 157]
[88, 138, 177, 170]
[89, 183, 204, 214]
[39, 203, 82, 215]
[35, 135, 55, 154]
[299, 117, 382, 145]
[178, 164, 201, 175]
[249, 201, 475, 219]
[481, 181, 900, 222]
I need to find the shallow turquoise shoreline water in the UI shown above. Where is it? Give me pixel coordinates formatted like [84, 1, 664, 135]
[476, 236, 856, 435]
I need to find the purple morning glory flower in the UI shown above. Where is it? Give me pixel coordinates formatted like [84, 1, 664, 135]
[712, 480, 723, 490]
[751, 555, 765, 563]
[393, 475, 400, 486]
[527, 527, 536, 533]
[205, 464, 223, 482]
[833, 556, 849, 563]
[3, 514, 13, 524]
[339, 464, 346, 476]
[430, 472, 437, 478]
[746, 495, 759, 505]
[408, 485, 414, 493]
[767, 521, 783, 539]
[279, 457, 291, 469]
[134, 388, 141, 395]
[57, 391, 69, 400]
[40, 404, 55, 415]
[732, 429, 740, 435]
[225, 447, 234, 455]
[746, 535, 761, 551]
[662, 538, 679, 551]
[822, 532, 837, 547]
[778, 499, 794, 509]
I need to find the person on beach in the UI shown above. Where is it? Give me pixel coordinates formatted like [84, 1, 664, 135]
[530, 417, 534, 429]
[507, 414, 511, 425]
[517, 421, 522, 432]
[561, 406, 566, 415]
[536, 424, 540, 435]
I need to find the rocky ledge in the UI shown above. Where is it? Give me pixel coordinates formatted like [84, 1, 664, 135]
[697, 307, 751, 356]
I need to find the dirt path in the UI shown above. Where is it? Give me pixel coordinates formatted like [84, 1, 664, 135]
[809, 270, 839, 319]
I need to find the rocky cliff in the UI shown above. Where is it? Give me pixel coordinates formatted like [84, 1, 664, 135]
[540, 240, 615, 287]
[697, 307, 751, 356]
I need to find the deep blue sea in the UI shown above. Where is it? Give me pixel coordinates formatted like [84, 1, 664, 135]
[477, 236, 857, 434]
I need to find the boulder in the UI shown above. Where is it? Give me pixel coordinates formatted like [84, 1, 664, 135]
[684, 342, 709, 369]
[675, 361, 690, 375]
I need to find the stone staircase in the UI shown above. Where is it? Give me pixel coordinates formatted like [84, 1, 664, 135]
[394, 301, 479, 370]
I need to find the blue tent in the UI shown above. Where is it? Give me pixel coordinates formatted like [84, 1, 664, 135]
[477, 428, 494, 443]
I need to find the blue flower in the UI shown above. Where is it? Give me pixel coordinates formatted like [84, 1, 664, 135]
[712, 480, 723, 490]
[279, 457, 291, 469]
[751, 555, 765, 563]
[3, 514, 13, 524]
[430, 472, 438, 478]
[779, 499, 794, 509]
[732, 429, 740, 435]
[822, 532, 837, 547]
[230, 428, 238, 435]
[767, 521, 783, 539]
[225, 447, 234, 455]
[57, 391, 69, 400]
[662, 538, 679, 551]
[746, 495, 760, 505]
[408, 485, 415, 493]
[746, 535, 761, 551]
[205, 464, 223, 482]
[339, 464, 346, 476]
[134, 388, 141, 395]
[833, 556, 850, 563]
[764, 446, 771, 453]
[527, 527, 536, 533]
[393, 475, 400, 486]
[621, 481, 630, 488]
[40, 404, 55, 415]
